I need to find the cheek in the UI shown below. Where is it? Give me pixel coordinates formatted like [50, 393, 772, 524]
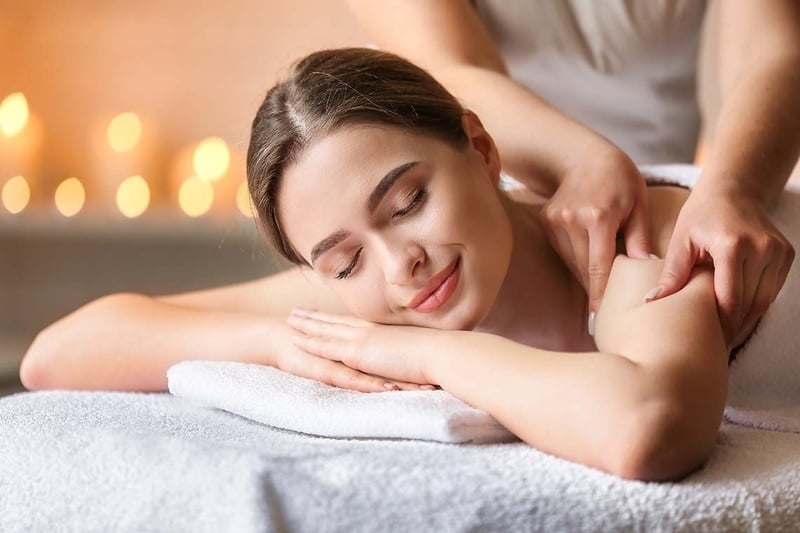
[332, 277, 392, 321]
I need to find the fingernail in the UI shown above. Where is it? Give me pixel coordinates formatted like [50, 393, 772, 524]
[587, 312, 596, 337]
[649, 253, 660, 260]
[383, 383, 399, 390]
[421, 385, 437, 390]
[643, 286, 663, 303]
[290, 308, 308, 316]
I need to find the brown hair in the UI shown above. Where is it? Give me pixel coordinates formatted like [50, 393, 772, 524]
[246, 47, 468, 266]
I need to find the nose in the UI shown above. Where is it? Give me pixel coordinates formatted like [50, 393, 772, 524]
[379, 241, 425, 285]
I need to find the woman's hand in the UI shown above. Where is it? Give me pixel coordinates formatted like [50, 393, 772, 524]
[539, 142, 653, 313]
[652, 188, 795, 346]
[286, 309, 442, 391]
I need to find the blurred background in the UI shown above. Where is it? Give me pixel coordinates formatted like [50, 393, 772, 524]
[0, 0, 366, 393]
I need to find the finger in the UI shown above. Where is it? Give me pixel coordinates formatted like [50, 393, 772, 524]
[290, 308, 370, 327]
[567, 226, 591, 292]
[287, 313, 358, 341]
[551, 223, 586, 289]
[713, 252, 745, 345]
[587, 224, 616, 313]
[384, 381, 438, 391]
[738, 255, 765, 327]
[539, 205, 585, 289]
[291, 333, 349, 363]
[654, 237, 697, 299]
[621, 201, 652, 259]
[774, 241, 795, 297]
[279, 349, 395, 393]
[739, 259, 781, 337]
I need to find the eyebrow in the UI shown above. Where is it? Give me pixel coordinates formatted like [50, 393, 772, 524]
[309, 161, 420, 265]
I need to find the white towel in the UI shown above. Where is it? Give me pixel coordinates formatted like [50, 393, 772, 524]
[167, 361, 518, 444]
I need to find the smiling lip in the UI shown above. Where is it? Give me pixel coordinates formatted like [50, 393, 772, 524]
[408, 257, 461, 313]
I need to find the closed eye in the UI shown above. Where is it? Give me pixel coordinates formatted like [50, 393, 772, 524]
[335, 247, 362, 280]
[392, 188, 426, 219]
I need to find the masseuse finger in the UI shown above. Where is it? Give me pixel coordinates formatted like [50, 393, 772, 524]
[738, 256, 765, 328]
[735, 260, 780, 347]
[621, 200, 652, 259]
[713, 251, 745, 345]
[587, 223, 616, 313]
[550, 222, 584, 290]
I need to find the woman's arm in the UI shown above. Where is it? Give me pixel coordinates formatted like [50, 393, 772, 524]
[424, 259, 727, 482]
[19, 267, 353, 392]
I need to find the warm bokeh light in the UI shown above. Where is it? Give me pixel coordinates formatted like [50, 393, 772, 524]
[235, 181, 254, 218]
[193, 137, 230, 182]
[1, 175, 30, 214]
[116, 175, 150, 218]
[54, 177, 86, 217]
[107, 112, 142, 153]
[178, 176, 214, 217]
[0, 92, 29, 137]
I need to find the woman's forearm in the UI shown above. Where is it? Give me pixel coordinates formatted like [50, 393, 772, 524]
[425, 331, 700, 481]
[20, 293, 283, 392]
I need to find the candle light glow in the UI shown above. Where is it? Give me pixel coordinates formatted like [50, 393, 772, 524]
[107, 112, 142, 153]
[55, 177, 86, 217]
[193, 137, 230, 182]
[1, 175, 30, 214]
[116, 175, 150, 218]
[178, 176, 214, 217]
[0, 93, 29, 138]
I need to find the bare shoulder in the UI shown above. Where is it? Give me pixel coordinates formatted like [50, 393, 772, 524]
[595, 254, 724, 371]
[645, 185, 690, 258]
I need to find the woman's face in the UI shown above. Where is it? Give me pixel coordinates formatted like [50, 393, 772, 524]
[278, 117, 513, 330]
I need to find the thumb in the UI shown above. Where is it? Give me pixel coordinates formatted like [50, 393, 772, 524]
[654, 239, 697, 300]
[622, 202, 652, 259]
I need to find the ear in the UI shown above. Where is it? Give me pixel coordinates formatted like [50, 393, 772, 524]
[461, 110, 502, 187]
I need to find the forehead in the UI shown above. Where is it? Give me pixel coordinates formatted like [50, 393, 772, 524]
[278, 125, 446, 259]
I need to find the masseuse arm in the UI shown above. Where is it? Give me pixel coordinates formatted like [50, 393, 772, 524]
[654, 0, 800, 341]
[424, 258, 728, 482]
[345, 0, 623, 194]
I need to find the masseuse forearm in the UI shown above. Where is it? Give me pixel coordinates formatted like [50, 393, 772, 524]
[700, 56, 800, 206]
[426, 331, 668, 479]
[20, 293, 280, 392]
[431, 64, 611, 195]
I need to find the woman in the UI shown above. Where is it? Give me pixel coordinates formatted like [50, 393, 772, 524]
[19, 48, 791, 482]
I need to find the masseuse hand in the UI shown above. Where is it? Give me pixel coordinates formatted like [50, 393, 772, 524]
[286, 309, 441, 391]
[539, 142, 652, 313]
[651, 188, 795, 347]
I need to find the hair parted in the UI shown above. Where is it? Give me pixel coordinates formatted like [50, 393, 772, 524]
[246, 47, 468, 266]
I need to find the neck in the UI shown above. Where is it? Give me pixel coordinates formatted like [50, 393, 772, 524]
[475, 193, 594, 351]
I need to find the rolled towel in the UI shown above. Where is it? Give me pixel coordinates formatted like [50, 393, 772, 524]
[167, 360, 519, 444]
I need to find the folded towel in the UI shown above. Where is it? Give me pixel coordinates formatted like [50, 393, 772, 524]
[167, 361, 518, 444]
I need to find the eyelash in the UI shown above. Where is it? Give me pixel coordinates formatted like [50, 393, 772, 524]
[335, 187, 427, 280]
